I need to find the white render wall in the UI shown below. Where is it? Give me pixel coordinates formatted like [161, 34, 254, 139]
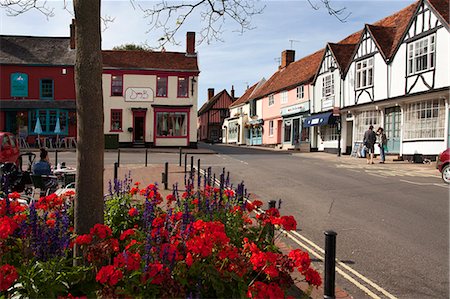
[103, 73, 198, 145]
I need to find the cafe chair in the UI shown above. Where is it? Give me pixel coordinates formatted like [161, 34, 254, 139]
[30, 174, 57, 198]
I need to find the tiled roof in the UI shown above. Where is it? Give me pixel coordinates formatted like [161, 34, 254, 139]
[0, 35, 75, 65]
[366, 25, 397, 59]
[102, 50, 199, 72]
[198, 89, 231, 115]
[428, 0, 449, 25]
[328, 43, 358, 74]
[229, 81, 262, 108]
[251, 49, 325, 99]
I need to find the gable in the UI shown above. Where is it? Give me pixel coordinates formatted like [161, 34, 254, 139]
[354, 30, 380, 60]
[404, 0, 445, 42]
[317, 48, 338, 77]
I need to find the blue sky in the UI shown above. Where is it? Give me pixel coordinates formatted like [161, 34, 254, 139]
[0, 0, 414, 108]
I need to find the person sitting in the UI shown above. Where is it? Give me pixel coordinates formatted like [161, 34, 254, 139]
[32, 148, 58, 194]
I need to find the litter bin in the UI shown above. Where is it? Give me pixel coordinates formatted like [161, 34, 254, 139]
[104, 134, 119, 149]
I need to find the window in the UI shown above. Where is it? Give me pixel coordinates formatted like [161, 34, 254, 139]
[321, 125, 339, 141]
[40, 79, 53, 100]
[408, 34, 435, 75]
[111, 75, 123, 96]
[355, 110, 380, 142]
[268, 94, 274, 106]
[404, 99, 444, 139]
[269, 120, 274, 136]
[228, 121, 238, 140]
[355, 57, 374, 89]
[322, 75, 334, 98]
[281, 91, 288, 104]
[220, 109, 229, 119]
[177, 77, 188, 97]
[250, 100, 257, 117]
[157, 76, 168, 97]
[237, 107, 243, 115]
[156, 111, 187, 137]
[284, 120, 292, 142]
[297, 85, 304, 100]
[110, 109, 123, 131]
[29, 109, 68, 135]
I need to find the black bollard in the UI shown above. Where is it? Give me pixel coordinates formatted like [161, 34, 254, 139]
[145, 148, 148, 167]
[179, 147, 182, 166]
[114, 162, 118, 181]
[184, 153, 188, 173]
[190, 156, 194, 174]
[117, 149, 121, 167]
[164, 162, 169, 190]
[55, 149, 58, 167]
[324, 231, 337, 299]
[267, 200, 277, 244]
[197, 159, 201, 187]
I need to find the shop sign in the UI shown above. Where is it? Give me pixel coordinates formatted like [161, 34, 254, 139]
[11, 73, 28, 97]
[280, 102, 309, 116]
[125, 87, 154, 102]
[322, 97, 334, 109]
[248, 119, 263, 125]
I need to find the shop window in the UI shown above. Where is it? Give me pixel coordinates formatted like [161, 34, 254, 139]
[269, 120, 274, 136]
[228, 121, 238, 140]
[40, 79, 54, 100]
[404, 99, 444, 139]
[177, 77, 188, 97]
[29, 109, 68, 135]
[156, 111, 187, 137]
[110, 109, 123, 132]
[355, 110, 380, 142]
[157, 76, 168, 97]
[284, 120, 292, 142]
[321, 125, 339, 141]
[111, 75, 123, 96]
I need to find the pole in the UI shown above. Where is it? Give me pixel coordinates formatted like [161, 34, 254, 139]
[179, 147, 182, 166]
[117, 149, 121, 167]
[197, 158, 201, 187]
[324, 230, 337, 299]
[145, 148, 148, 167]
[190, 156, 194, 174]
[55, 149, 58, 167]
[184, 153, 188, 173]
[114, 162, 118, 181]
[267, 200, 276, 244]
[164, 162, 169, 190]
[337, 120, 341, 157]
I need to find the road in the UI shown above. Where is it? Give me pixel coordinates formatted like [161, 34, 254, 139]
[53, 144, 448, 298]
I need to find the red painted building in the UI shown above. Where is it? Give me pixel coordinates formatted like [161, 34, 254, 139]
[197, 88, 236, 142]
[0, 34, 77, 145]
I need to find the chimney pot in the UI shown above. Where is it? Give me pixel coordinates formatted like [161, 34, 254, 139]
[231, 85, 235, 99]
[186, 32, 196, 55]
[208, 88, 215, 100]
[70, 19, 76, 49]
[281, 50, 295, 68]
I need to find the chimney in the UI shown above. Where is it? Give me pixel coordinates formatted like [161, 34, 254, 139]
[70, 19, 76, 49]
[281, 50, 295, 68]
[208, 88, 215, 100]
[231, 85, 235, 99]
[186, 32, 196, 55]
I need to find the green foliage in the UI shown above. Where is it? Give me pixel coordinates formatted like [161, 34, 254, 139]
[104, 193, 142, 237]
[112, 43, 151, 51]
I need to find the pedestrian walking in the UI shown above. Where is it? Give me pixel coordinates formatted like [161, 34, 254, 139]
[377, 127, 387, 163]
[363, 125, 377, 164]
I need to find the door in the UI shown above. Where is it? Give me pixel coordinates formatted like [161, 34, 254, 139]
[133, 112, 146, 143]
[292, 118, 300, 145]
[384, 107, 401, 153]
[5, 112, 17, 134]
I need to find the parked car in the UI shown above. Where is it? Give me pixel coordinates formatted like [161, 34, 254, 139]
[437, 148, 450, 184]
[0, 132, 20, 165]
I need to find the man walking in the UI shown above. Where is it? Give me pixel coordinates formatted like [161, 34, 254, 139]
[363, 125, 377, 164]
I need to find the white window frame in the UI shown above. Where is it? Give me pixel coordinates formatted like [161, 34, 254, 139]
[407, 34, 435, 75]
[355, 110, 380, 142]
[322, 74, 334, 98]
[321, 125, 339, 141]
[403, 99, 445, 140]
[281, 91, 288, 104]
[268, 94, 274, 106]
[355, 57, 374, 90]
[297, 85, 304, 100]
[269, 120, 274, 136]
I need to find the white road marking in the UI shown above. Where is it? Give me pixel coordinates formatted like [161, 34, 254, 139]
[195, 166, 397, 298]
[400, 179, 449, 188]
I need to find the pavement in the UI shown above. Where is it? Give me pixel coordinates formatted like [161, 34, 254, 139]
[24, 146, 217, 155]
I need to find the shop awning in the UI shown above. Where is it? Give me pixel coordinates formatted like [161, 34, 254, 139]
[303, 112, 336, 128]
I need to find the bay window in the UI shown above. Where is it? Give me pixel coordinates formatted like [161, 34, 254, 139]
[403, 99, 444, 139]
[156, 111, 187, 137]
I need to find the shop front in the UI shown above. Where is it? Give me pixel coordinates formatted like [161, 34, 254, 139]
[303, 111, 339, 153]
[153, 106, 191, 147]
[281, 102, 310, 150]
[246, 119, 263, 145]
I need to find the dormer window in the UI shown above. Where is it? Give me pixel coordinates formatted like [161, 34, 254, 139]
[407, 34, 435, 75]
[322, 75, 334, 98]
[355, 57, 373, 90]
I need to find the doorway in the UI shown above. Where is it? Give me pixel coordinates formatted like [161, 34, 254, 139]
[292, 118, 300, 145]
[132, 111, 146, 144]
[384, 107, 401, 153]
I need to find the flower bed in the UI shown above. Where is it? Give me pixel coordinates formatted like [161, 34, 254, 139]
[0, 176, 321, 298]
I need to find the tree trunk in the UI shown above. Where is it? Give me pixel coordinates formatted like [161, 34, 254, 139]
[73, 0, 104, 234]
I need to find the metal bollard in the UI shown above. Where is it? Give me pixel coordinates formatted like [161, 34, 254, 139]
[324, 230, 337, 299]
[117, 149, 121, 167]
[197, 159, 201, 187]
[114, 162, 118, 181]
[184, 153, 188, 173]
[267, 200, 277, 244]
[55, 149, 58, 167]
[190, 156, 194, 174]
[179, 147, 182, 166]
[164, 162, 169, 190]
[145, 148, 148, 167]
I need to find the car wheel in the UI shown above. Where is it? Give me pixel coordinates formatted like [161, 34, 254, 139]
[442, 165, 450, 184]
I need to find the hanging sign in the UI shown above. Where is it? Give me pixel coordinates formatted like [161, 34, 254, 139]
[125, 87, 154, 102]
[11, 73, 28, 97]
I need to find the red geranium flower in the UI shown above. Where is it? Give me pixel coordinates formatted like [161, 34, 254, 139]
[96, 265, 123, 286]
[305, 268, 322, 287]
[280, 215, 297, 231]
[90, 224, 112, 239]
[252, 200, 263, 208]
[119, 229, 135, 241]
[128, 207, 138, 217]
[0, 264, 18, 291]
[7, 192, 20, 199]
[75, 234, 93, 246]
[0, 216, 19, 239]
